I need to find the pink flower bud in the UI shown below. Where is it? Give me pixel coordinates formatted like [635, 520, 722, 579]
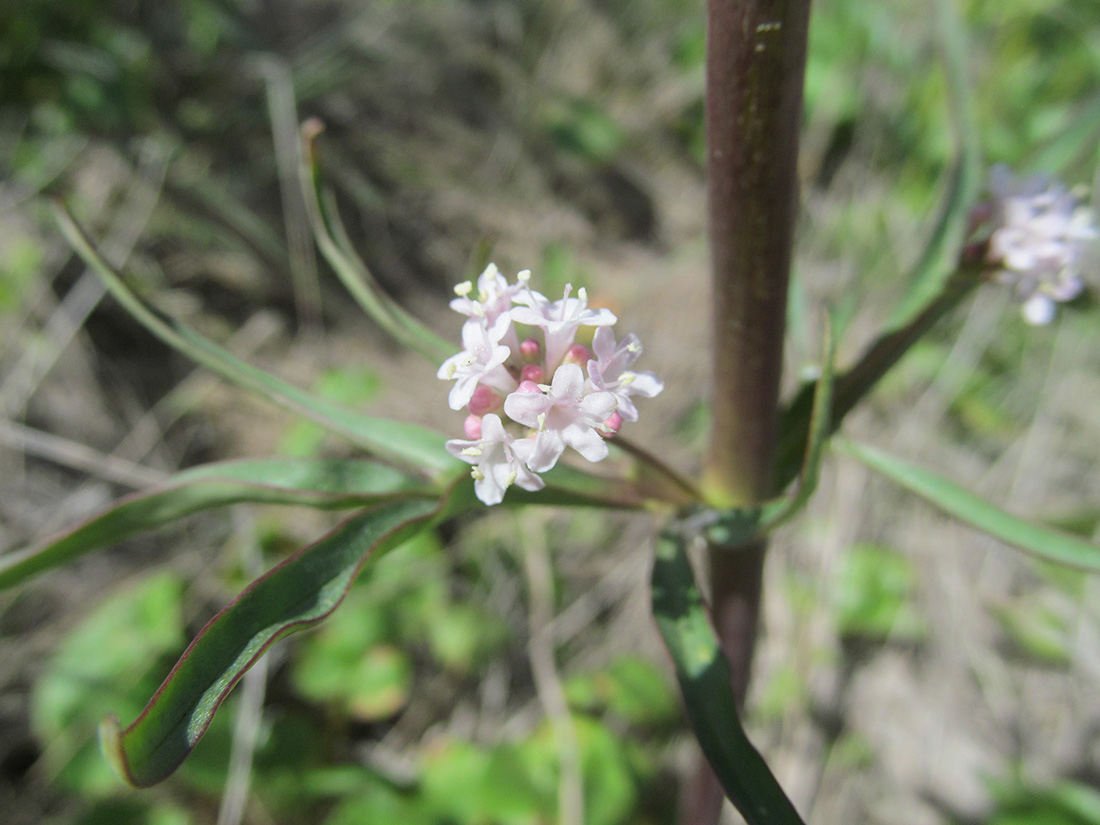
[464, 414, 483, 439]
[516, 379, 543, 394]
[519, 337, 541, 361]
[599, 410, 623, 438]
[562, 343, 591, 365]
[467, 384, 501, 416]
[520, 364, 545, 384]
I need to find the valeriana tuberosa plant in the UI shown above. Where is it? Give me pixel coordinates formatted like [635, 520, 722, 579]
[7, 4, 1100, 825]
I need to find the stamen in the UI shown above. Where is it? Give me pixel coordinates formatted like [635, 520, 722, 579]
[454, 281, 473, 297]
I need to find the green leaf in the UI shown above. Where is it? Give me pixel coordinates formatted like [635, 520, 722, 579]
[837, 439, 1100, 572]
[651, 534, 806, 825]
[100, 495, 442, 787]
[299, 120, 454, 364]
[761, 314, 837, 528]
[0, 458, 431, 591]
[53, 204, 459, 477]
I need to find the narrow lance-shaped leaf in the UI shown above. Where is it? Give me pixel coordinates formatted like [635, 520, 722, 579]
[53, 204, 459, 478]
[837, 438, 1100, 572]
[762, 314, 837, 529]
[0, 459, 430, 591]
[299, 119, 454, 364]
[888, 0, 981, 327]
[651, 532, 807, 825]
[101, 495, 442, 787]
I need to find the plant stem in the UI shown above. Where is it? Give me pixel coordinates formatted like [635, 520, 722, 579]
[690, 0, 811, 822]
[704, 0, 810, 508]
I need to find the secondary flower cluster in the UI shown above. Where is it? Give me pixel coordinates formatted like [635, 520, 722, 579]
[978, 167, 1097, 325]
[438, 265, 663, 505]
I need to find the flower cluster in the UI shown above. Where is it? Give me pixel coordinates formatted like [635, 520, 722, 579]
[978, 167, 1097, 325]
[438, 264, 663, 504]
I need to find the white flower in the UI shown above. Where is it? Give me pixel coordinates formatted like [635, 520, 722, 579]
[449, 264, 528, 329]
[983, 167, 1097, 325]
[586, 327, 664, 422]
[510, 284, 617, 369]
[504, 364, 618, 472]
[437, 316, 517, 410]
[445, 414, 544, 505]
[438, 266, 662, 505]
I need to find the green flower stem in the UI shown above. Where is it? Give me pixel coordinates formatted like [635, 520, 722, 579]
[693, 0, 811, 823]
[612, 437, 704, 506]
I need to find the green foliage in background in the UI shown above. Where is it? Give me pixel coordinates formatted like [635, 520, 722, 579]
[32, 529, 678, 825]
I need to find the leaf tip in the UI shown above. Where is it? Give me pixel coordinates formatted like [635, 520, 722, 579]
[99, 713, 141, 788]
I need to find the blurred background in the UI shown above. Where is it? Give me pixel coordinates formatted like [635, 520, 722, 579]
[2, 0, 1100, 823]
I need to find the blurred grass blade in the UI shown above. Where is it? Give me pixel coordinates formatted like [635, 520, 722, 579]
[888, 0, 981, 327]
[838, 439, 1100, 572]
[651, 534, 806, 825]
[101, 495, 441, 787]
[0, 459, 430, 591]
[52, 204, 459, 477]
[299, 119, 453, 363]
[763, 315, 836, 528]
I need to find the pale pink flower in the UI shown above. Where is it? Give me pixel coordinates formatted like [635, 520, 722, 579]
[439, 266, 663, 505]
[450, 264, 529, 328]
[445, 414, 544, 505]
[586, 327, 664, 422]
[504, 363, 617, 472]
[510, 284, 617, 369]
[983, 167, 1096, 325]
[437, 316, 517, 410]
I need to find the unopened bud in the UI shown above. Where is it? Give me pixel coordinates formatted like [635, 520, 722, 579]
[464, 415, 483, 439]
[599, 411, 623, 438]
[517, 380, 542, 394]
[562, 344, 591, 365]
[467, 384, 500, 416]
[519, 337, 541, 360]
[520, 364, 544, 383]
